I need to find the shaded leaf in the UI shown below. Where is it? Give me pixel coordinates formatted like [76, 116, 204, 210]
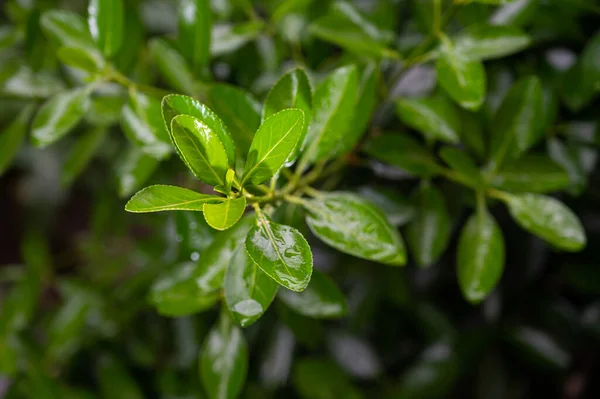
[177, 0, 211, 71]
[88, 0, 124, 57]
[0, 104, 35, 176]
[61, 127, 107, 186]
[491, 154, 571, 193]
[395, 94, 461, 143]
[279, 270, 347, 318]
[149, 38, 196, 95]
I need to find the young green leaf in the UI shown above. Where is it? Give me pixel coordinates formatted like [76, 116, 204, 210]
[303, 192, 406, 266]
[278, 270, 347, 319]
[61, 127, 107, 186]
[406, 184, 451, 268]
[116, 145, 159, 198]
[170, 114, 230, 186]
[88, 0, 124, 57]
[300, 65, 358, 166]
[0, 104, 35, 177]
[209, 84, 261, 157]
[31, 88, 89, 148]
[436, 39, 486, 110]
[243, 109, 305, 186]
[224, 247, 279, 327]
[491, 154, 571, 193]
[177, 0, 211, 71]
[200, 311, 248, 399]
[149, 38, 196, 95]
[457, 209, 505, 304]
[489, 76, 543, 170]
[203, 197, 247, 231]
[121, 90, 172, 160]
[245, 214, 313, 292]
[57, 45, 104, 72]
[439, 146, 483, 187]
[364, 133, 443, 177]
[125, 185, 223, 213]
[150, 262, 220, 316]
[454, 23, 531, 60]
[40, 10, 95, 49]
[502, 193, 586, 251]
[196, 216, 254, 293]
[395, 94, 461, 144]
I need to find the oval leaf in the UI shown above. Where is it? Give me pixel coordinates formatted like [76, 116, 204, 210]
[116, 145, 159, 198]
[457, 209, 505, 304]
[303, 192, 406, 266]
[170, 114, 230, 186]
[40, 10, 95, 49]
[454, 23, 531, 60]
[395, 94, 460, 144]
[243, 109, 305, 186]
[88, 0, 124, 57]
[245, 214, 313, 292]
[125, 185, 223, 213]
[278, 270, 347, 319]
[203, 197, 247, 231]
[149, 38, 196, 95]
[224, 247, 279, 327]
[177, 0, 211, 71]
[502, 193, 586, 252]
[492, 154, 570, 193]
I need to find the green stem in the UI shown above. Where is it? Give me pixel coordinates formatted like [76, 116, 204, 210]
[108, 68, 171, 98]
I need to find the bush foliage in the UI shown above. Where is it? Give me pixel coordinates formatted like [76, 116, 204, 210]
[1, 0, 600, 397]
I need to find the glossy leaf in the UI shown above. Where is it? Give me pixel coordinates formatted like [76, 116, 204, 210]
[245, 214, 313, 292]
[436, 39, 486, 110]
[439, 147, 482, 187]
[489, 76, 544, 169]
[88, 0, 124, 57]
[243, 109, 305, 185]
[502, 193, 586, 251]
[457, 209, 505, 304]
[303, 192, 406, 266]
[278, 270, 347, 318]
[407, 184, 451, 268]
[121, 90, 171, 160]
[61, 127, 107, 186]
[491, 154, 571, 193]
[170, 114, 230, 186]
[200, 311, 248, 399]
[177, 0, 211, 71]
[301, 65, 358, 165]
[364, 133, 443, 176]
[395, 94, 461, 143]
[0, 104, 35, 176]
[208, 84, 261, 156]
[149, 38, 196, 95]
[196, 216, 254, 293]
[40, 10, 95, 49]
[203, 197, 247, 231]
[31, 88, 89, 148]
[357, 186, 416, 227]
[57, 45, 104, 72]
[454, 23, 531, 60]
[125, 185, 223, 213]
[211, 21, 264, 57]
[224, 247, 279, 327]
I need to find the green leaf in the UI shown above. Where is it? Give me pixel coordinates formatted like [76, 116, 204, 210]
[457, 209, 505, 304]
[121, 90, 172, 160]
[502, 193, 586, 251]
[489, 76, 543, 169]
[547, 138, 586, 195]
[203, 197, 247, 231]
[170, 114, 230, 187]
[300, 65, 358, 165]
[245, 213, 313, 292]
[561, 31, 600, 112]
[1, 65, 65, 98]
[211, 21, 264, 57]
[208, 84, 261, 157]
[454, 23, 531, 60]
[293, 358, 362, 399]
[439, 146, 483, 187]
[395, 94, 461, 144]
[224, 247, 279, 327]
[149, 38, 196, 95]
[125, 185, 223, 213]
[116, 145, 159, 198]
[86, 94, 124, 126]
[150, 262, 219, 316]
[406, 184, 451, 268]
[309, 1, 393, 58]
[31, 88, 89, 148]
[278, 270, 347, 319]
[0, 104, 35, 177]
[364, 133, 443, 177]
[177, 0, 211, 71]
[243, 109, 305, 186]
[97, 355, 144, 399]
[200, 311, 248, 399]
[88, 0, 124, 58]
[262, 68, 312, 163]
[196, 216, 254, 293]
[162, 94, 236, 166]
[357, 186, 416, 227]
[436, 39, 486, 111]
[40, 10, 95, 49]
[57, 45, 104, 73]
[303, 192, 406, 266]
[61, 127, 107, 186]
[491, 154, 571, 193]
